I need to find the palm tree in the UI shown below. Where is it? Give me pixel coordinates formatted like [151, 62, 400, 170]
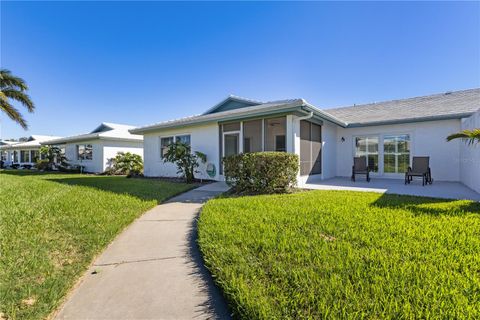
[0, 69, 35, 129]
[446, 129, 480, 145]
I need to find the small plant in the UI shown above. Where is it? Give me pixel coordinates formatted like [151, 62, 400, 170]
[35, 159, 49, 171]
[223, 152, 299, 194]
[163, 141, 206, 183]
[39, 145, 66, 171]
[106, 152, 143, 177]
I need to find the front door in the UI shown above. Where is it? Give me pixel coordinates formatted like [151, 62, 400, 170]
[223, 133, 240, 157]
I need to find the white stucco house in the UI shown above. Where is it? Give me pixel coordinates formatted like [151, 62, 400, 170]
[130, 88, 480, 193]
[0, 135, 62, 167]
[43, 123, 143, 173]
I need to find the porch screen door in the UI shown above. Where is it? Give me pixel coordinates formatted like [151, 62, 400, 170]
[224, 133, 239, 157]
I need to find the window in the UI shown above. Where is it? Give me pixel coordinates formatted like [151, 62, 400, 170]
[175, 134, 191, 145]
[1, 151, 6, 161]
[384, 134, 410, 173]
[243, 119, 262, 153]
[355, 136, 379, 172]
[77, 144, 93, 160]
[20, 150, 30, 163]
[160, 137, 174, 158]
[31, 150, 39, 163]
[265, 117, 286, 152]
[13, 151, 18, 163]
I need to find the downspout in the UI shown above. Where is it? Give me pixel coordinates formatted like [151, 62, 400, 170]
[297, 111, 314, 121]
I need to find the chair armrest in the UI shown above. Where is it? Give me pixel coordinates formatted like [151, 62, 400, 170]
[407, 166, 412, 172]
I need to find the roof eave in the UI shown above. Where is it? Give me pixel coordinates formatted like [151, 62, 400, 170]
[345, 112, 475, 128]
[302, 103, 348, 127]
[130, 102, 305, 134]
[40, 133, 101, 145]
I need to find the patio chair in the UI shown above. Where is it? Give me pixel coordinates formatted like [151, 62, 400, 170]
[405, 156, 433, 186]
[351, 156, 370, 182]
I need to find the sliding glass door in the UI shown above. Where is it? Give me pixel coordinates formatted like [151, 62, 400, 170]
[354, 134, 411, 175]
[354, 136, 379, 172]
[384, 134, 410, 174]
[223, 133, 240, 157]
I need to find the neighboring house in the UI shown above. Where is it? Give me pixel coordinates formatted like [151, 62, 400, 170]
[131, 88, 479, 188]
[42, 122, 143, 173]
[0, 135, 62, 167]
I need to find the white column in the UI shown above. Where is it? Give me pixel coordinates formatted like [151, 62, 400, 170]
[239, 121, 244, 153]
[291, 115, 304, 186]
[286, 114, 294, 153]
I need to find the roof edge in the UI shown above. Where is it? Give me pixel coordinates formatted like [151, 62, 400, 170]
[345, 112, 475, 128]
[201, 95, 263, 115]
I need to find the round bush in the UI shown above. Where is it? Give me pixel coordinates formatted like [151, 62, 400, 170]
[223, 152, 299, 194]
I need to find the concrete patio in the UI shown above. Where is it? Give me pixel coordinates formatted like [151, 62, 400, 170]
[300, 176, 480, 202]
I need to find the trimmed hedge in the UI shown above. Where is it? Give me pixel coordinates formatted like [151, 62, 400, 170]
[223, 152, 299, 194]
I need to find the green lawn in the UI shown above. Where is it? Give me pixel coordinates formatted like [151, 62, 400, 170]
[198, 191, 480, 319]
[0, 171, 193, 320]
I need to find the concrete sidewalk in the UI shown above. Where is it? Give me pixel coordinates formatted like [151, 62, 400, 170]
[55, 182, 231, 320]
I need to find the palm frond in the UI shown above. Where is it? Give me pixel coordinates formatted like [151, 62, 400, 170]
[1, 88, 35, 112]
[447, 129, 480, 145]
[0, 99, 28, 129]
[0, 69, 28, 91]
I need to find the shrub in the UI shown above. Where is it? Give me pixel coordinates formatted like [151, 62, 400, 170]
[11, 163, 20, 169]
[40, 145, 66, 171]
[58, 163, 84, 173]
[106, 152, 143, 177]
[35, 159, 50, 171]
[223, 152, 299, 194]
[163, 141, 206, 183]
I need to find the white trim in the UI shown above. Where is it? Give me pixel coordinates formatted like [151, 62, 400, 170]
[239, 122, 244, 153]
[158, 133, 192, 160]
[352, 132, 414, 177]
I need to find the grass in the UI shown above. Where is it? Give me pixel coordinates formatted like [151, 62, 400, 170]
[0, 170, 194, 320]
[198, 190, 480, 319]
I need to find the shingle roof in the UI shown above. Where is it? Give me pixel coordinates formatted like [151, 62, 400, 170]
[325, 88, 480, 126]
[131, 88, 480, 134]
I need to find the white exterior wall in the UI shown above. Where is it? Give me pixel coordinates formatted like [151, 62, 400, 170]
[65, 140, 104, 173]
[1, 147, 41, 166]
[143, 124, 220, 180]
[335, 119, 462, 181]
[322, 121, 338, 179]
[460, 110, 480, 193]
[65, 139, 143, 173]
[102, 140, 143, 172]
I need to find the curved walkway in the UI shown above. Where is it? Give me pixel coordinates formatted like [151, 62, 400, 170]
[55, 182, 231, 320]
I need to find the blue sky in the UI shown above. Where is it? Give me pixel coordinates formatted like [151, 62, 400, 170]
[1, 1, 479, 139]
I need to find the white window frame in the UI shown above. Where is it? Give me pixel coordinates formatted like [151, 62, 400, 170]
[353, 135, 380, 174]
[159, 133, 191, 160]
[77, 144, 93, 161]
[382, 133, 412, 177]
[352, 131, 414, 177]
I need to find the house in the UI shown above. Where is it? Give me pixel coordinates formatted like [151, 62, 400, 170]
[0, 135, 63, 167]
[130, 88, 480, 192]
[43, 123, 143, 173]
